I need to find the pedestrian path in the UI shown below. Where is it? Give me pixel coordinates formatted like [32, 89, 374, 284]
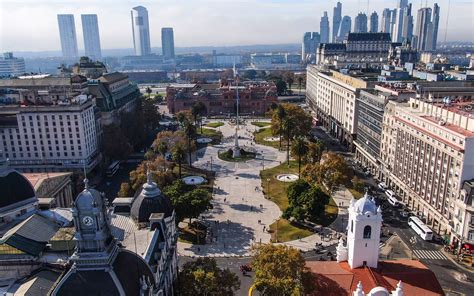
[412, 249, 448, 260]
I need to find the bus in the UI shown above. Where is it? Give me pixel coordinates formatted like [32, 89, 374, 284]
[408, 216, 433, 241]
[106, 160, 120, 177]
[385, 190, 401, 207]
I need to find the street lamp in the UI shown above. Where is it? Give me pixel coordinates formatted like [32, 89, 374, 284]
[261, 150, 265, 170]
[210, 156, 213, 171]
[267, 178, 271, 197]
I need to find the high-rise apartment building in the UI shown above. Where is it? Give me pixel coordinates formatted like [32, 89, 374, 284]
[302, 32, 320, 63]
[320, 12, 330, 44]
[414, 7, 432, 51]
[332, 2, 342, 43]
[131, 6, 151, 56]
[401, 3, 414, 44]
[81, 14, 102, 61]
[354, 13, 368, 33]
[381, 9, 393, 34]
[337, 16, 352, 42]
[161, 28, 175, 60]
[431, 3, 440, 50]
[369, 12, 379, 33]
[57, 14, 78, 58]
[0, 52, 25, 77]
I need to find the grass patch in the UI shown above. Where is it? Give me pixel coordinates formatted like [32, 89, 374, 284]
[254, 127, 287, 150]
[197, 127, 221, 137]
[205, 122, 224, 128]
[268, 219, 313, 243]
[218, 148, 256, 162]
[261, 161, 339, 242]
[251, 121, 271, 127]
[348, 188, 364, 199]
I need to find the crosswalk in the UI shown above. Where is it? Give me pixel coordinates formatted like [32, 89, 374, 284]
[412, 249, 448, 260]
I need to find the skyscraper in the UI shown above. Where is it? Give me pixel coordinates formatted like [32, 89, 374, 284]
[161, 28, 175, 60]
[57, 14, 78, 58]
[414, 7, 432, 51]
[354, 13, 368, 33]
[401, 3, 414, 44]
[392, 7, 405, 42]
[337, 16, 352, 42]
[369, 12, 379, 33]
[302, 32, 320, 63]
[332, 2, 342, 42]
[131, 6, 151, 56]
[320, 12, 330, 43]
[381, 9, 392, 34]
[81, 14, 102, 60]
[431, 3, 440, 50]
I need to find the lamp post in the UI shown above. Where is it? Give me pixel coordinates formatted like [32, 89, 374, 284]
[267, 178, 271, 196]
[261, 150, 265, 170]
[210, 156, 213, 171]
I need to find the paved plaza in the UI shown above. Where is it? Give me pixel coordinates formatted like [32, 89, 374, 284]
[177, 120, 348, 257]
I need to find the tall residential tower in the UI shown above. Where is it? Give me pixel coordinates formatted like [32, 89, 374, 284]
[370, 11, 379, 33]
[332, 2, 342, 42]
[320, 12, 330, 43]
[131, 6, 151, 56]
[57, 14, 78, 58]
[161, 28, 175, 60]
[81, 14, 102, 60]
[354, 13, 368, 33]
[337, 16, 352, 42]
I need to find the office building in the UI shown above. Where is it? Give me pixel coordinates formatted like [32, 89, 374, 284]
[381, 9, 393, 34]
[414, 7, 432, 51]
[131, 6, 151, 56]
[302, 32, 320, 63]
[57, 14, 79, 58]
[401, 3, 414, 44]
[320, 12, 330, 44]
[431, 3, 440, 50]
[370, 11, 379, 33]
[332, 2, 342, 43]
[81, 14, 102, 60]
[0, 52, 25, 77]
[161, 27, 175, 60]
[354, 13, 368, 33]
[337, 16, 352, 42]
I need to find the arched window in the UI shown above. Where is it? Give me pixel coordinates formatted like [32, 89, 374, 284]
[351, 221, 354, 233]
[363, 225, 371, 239]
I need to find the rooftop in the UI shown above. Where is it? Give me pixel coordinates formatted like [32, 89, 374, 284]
[24, 172, 71, 189]
[346, 32, 391, 42]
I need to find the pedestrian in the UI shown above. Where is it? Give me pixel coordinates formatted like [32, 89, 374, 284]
[263, 226, 266, 232]
[224, 198, 226, 202]
[197, 247, 200, 252]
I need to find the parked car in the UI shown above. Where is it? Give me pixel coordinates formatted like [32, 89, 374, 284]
[378, 182, 387, 191]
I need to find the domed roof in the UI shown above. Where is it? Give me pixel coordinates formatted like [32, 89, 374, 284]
[54, 250, 155, 296]
[0, 166, 36, 209]
[74, 179, 103, 211]
[353, 192, 378, 215]
[131, 171, 173, 223]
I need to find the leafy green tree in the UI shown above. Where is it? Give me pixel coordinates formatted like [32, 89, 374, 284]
[284, 72, 295, 91]
[102, 124, 133, 161]
[164, 180, 212, 224]
[252, 244, 315, 296]
[117, 182, 132, 197]
[291, 136, 309, 177]
[297, 76, 304, 96]
[275, 79, 287, 96]
[306, 140, 325, 163]
[271, 104, 286, 149]
[284, 180, 330, 222]
[145, 87, 152, 98]
[178, 258, 240, 296]
[156, 142, 168, 157]
[142, 96, 161, 133]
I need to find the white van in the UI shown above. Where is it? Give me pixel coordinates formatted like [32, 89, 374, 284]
[378, 182, 387, 191]
[385, 190, 400, 206]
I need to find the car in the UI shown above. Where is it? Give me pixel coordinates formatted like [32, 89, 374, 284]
[378, 182, 387, 191]
[400, 211, 410, 218]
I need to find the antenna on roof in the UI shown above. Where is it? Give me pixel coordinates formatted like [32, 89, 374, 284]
[83, 161, 89, 189]
[444, 0, 451, 43]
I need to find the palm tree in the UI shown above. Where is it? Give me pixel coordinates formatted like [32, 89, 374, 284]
[145, 87, 152, 98]
[283, 117, 293, 166]
[297, 76, 303, 96]
[172, 145, 186, 178]
[191, 102, 206, 133]
[183, 121, 196, 166]
[276, 105, 286, 149]
[291, 136, 309, 177]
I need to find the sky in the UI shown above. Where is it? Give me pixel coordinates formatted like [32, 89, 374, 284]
[0, 0, 473, 52]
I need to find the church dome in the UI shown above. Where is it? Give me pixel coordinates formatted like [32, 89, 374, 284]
[74, 179, 103, 211]
[0, 166, 36, 209]
[353, 192, 378, 215]
[131, 171, 173, 223]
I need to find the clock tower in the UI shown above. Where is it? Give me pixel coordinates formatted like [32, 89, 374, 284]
[71, 178, 116, 265]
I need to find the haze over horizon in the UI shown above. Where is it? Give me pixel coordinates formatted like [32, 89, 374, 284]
[1, 0, 473, 53]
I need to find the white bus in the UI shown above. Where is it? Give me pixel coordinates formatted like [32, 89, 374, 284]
[385, 190, 401, 207]
[106, 160, 120, 177]
[408, 216, 433, 241]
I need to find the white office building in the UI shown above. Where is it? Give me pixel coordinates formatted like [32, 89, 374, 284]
[0, 53, 25, 77]
[81, 14, 102, 60]
[57, 14, 79, 58]
[131, 6, 151, 56]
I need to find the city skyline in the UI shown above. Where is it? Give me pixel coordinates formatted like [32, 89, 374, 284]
[0, 0, 473, 53]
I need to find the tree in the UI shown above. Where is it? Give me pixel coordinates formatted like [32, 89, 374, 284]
[284, 180, 329, 222]
[352, 176, 366, 193]
[142, 96, 161, 133]
[156, 142, 168, 158]
[191, 102, 207, 133]
[183, 121, 197, 166]
[117, 182, 132, 197]
[178, 258, 240, 296]
[252, 244, 315, 296]
[271, 104, 286, 149]
[297, 76, 304, 96]
[145, 87, 152, 98]
[275, 79, 287, 96]
[102, 124, 133, 161]
[302, 152, 353, 193]
[284, 72, 295, 92]
[172, 144, 186, 178]
[283, 117, 293, 165]
[242, 69, 257, 80]
[164, 180, 212, 224]
[291, 136, 309, 177]
[306, 140, 325, 163]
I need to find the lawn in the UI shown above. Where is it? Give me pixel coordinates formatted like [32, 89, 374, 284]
[218, 149, 256, 162]
[205, 122, 224, 128]
[348, 188, 364, 199]
[254, 127, 287, 150]
[197, 127, 221, 137]
[251, 121, 271, 128]
[261, 161, 339, 242]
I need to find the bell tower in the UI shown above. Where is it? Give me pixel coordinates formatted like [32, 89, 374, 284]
[346, 193, 382, 269]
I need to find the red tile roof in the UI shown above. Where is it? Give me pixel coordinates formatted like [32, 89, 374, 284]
[306, 260, 444, 296]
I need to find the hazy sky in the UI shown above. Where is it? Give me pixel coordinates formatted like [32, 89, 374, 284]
[1, 0, 473, 52]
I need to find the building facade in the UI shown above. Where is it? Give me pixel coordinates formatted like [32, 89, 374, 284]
[166, 82, 278, 116]
[0, 53, 25, 77]
[161, 27, 175, 60]
[302, 32, 320, 63]
[131, 6, 151, 56]
[57, 14, 79, 58]
[81, 14, 102, 61]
